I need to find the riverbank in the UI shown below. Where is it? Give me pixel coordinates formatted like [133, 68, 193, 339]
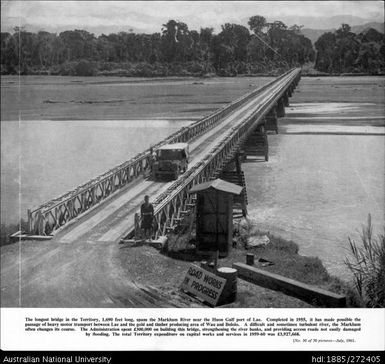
[1, 75, 274, 121]
[0, 60, 289, 78]
[117, 219, 359, 308]
[2, 68, 384, 78]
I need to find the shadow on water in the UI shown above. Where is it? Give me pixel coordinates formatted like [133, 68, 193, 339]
[242, 159, 267, 164]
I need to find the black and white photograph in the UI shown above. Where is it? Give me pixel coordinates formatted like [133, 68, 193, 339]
[0, 0, 384, 355]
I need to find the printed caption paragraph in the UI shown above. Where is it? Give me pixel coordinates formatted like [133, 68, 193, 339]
[25, 315, 361, 342]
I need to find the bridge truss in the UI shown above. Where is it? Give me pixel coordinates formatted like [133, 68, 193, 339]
[24, 68, 301, 239]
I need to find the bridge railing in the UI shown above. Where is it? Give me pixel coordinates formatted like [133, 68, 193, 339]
[127, 69, 302, 240]
[27, 69, 299, 236]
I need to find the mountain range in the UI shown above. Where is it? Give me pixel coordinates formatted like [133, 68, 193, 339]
[300, 22, 384, 45]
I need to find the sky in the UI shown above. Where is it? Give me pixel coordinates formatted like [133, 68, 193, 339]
[1, 1, 384, 34]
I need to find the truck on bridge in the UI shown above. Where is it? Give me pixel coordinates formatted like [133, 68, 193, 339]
[152, 143, 189, 181]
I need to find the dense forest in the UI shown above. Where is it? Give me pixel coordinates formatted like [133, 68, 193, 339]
[1, 16, 314, 76]
[315, 24, 385, 74]
[1, 16, 383, 77]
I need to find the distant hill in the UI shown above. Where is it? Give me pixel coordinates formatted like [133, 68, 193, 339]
[301, 22, 384, 45]
[300, 28, 333, 45]
[351, 22, 384, 35]
[276, 15, 382, 30]
[1, 22, 143, 35]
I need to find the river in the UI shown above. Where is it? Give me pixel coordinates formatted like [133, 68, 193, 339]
[244, 76, 385, 279]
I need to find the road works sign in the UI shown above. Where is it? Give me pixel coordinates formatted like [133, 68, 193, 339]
[181, 264, 226, 306]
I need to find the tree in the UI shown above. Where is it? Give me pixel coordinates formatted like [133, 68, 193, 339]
[12, 28, 38, 74]
[1, 32, 18, 73]
[289, 24, 303, 35]
[36, 31, 56, 67]
[248, 15, 267, 35]
[199, 27, 214, 72]
[59, 30, 96, 61]
[73, 59, 96, 76]
[96, 34, 117, 62]
[160, 19, 193, 63]
[313, 24, 385, 74]
[213, 23, 250, 73]
[336, 23, 352, 38]
[315, 32, 337, 72]
[247, 36, 264, 63]
[360, 28, 384, 43]
[356, 28, 385, 73]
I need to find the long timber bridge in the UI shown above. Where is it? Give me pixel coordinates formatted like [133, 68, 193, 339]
[3, 68, 301, 307]
[18, 68, 301, 244]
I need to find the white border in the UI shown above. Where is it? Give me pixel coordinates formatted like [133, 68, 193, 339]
[1, 308, 384, 351]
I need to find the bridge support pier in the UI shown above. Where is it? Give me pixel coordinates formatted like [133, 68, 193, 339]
[277, 98, 285, 118]
[265, 107, 278, 134]
[242, 125, 269, 162]
[283, 92, 289, 107]
[219, 154, 248, 218]
[287, 85, 293, 97]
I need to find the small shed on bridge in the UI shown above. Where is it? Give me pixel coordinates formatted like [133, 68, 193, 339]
[189, 179, 242, 257]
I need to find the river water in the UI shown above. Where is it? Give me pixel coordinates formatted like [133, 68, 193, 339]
[1, 119, 191, 224]
[1, 75, 271, 225]
[1, 75, 384, 280]
[244, 77, 385, 280]
[245, 129, 384, 280]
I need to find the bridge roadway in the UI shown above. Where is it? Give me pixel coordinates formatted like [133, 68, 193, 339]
[1, 69, 300, 307]
[57, 70, 295, 244]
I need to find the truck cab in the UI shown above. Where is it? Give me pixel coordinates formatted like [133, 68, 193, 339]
[152, 143, 189, 181]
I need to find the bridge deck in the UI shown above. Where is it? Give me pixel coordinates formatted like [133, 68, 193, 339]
[55, 71, 295, 244]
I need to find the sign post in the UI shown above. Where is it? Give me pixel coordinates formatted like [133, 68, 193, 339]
[180, 264, 226, 307]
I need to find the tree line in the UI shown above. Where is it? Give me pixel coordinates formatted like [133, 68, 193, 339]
[1, 16, 314, 76]
[314, 24, 384, 74]
[1, 16, 383, 77]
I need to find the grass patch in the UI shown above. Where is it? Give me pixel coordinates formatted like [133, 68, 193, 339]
[344, 214, 385, 308]
[155, 216, 359, 307]
[229, 218, 360, 307]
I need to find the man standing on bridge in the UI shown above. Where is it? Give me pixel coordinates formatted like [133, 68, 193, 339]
[141, 195, 154, 241]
